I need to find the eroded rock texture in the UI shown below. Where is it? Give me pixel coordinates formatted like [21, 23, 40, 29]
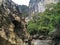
[0, 0, 30, 45]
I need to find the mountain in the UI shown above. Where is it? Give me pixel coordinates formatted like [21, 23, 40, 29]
[18, 5, 29, 17]
[29, 0, 59, 19]
[0, 0, 30, 45]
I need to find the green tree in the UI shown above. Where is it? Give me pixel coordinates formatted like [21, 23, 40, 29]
[27, 2, 60, 35]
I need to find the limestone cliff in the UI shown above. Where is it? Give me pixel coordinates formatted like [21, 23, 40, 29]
[0, 0, 30, 45]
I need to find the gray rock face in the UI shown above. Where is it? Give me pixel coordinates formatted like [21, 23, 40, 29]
[29, 0, 45, 13]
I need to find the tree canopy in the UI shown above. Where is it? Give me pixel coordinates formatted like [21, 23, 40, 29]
[27, 2, 60, 35]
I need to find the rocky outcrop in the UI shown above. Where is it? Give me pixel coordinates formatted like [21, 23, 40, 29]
[0, 0, 30, 45]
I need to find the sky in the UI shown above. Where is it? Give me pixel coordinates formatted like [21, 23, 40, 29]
[12, 0, 30, 6]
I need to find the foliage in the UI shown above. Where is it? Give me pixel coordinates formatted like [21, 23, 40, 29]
[27, 2, 60, 35]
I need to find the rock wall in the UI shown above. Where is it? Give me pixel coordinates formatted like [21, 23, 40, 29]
[0, 0, 30, 45]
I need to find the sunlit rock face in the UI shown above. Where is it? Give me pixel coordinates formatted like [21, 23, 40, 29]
[29, 0, 59, 19]
[29, 0, 45, 13]
[0, 0, 3, 5]
[0, 0, 30, 45]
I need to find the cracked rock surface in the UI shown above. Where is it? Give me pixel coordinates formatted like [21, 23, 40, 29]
[0, 0, 30, 45]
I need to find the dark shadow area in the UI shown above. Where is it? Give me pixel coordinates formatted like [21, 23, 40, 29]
[52, 37, 60, 45]
[12, 20, 24, 38]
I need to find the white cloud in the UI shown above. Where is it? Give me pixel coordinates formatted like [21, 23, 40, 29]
[12, 0, 30, 6]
